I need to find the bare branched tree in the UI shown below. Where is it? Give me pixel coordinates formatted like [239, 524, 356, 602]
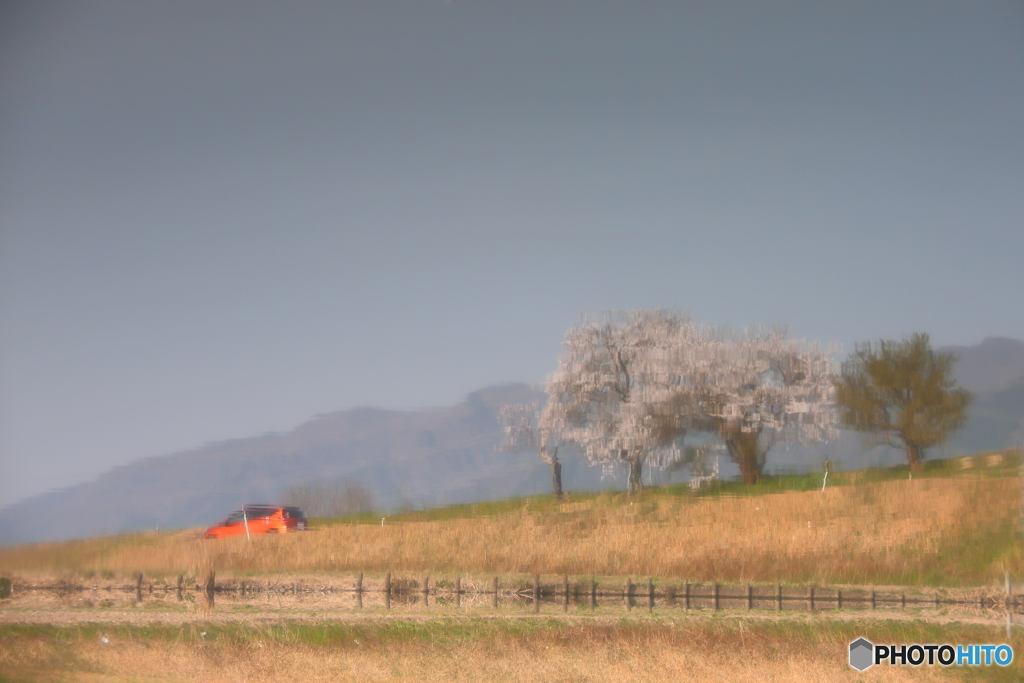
[282, 477, 375, 518]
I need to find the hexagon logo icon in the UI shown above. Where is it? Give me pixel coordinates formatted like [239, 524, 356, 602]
[849, 638, 874, 671]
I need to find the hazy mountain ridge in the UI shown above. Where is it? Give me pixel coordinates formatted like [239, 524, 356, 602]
[1, 338, 1021, 547]
[0, 384, 615, 546]
[943, 337, 1024, 453]
[944, 337, 1024, 394]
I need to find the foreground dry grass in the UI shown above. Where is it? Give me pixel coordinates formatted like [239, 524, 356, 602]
[2, 476, 1020, 586]
[3, 618, 1018, 683]
[3, 472, 1021, 682]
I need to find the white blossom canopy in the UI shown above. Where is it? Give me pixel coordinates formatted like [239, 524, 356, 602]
[541, 311, 837, 484]
[692, 326, 838, 444]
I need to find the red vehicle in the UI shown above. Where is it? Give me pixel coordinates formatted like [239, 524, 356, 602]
[203, 505, 307, 539]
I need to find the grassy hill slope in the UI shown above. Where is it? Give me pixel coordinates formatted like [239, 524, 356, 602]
[1, 451, 1020, 588]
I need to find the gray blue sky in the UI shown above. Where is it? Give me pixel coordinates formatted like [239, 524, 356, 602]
[1, 1, 1022, 508]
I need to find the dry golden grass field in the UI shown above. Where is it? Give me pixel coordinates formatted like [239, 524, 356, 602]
[1, 456, 1022, 682]
[1, 470, 1020, 586]
[1, 617, 1021, 683]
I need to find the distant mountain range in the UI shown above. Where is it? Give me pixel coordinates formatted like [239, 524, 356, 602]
[0, 384, 617, 546]
[944, 337, 1024, 453]
[1, 338, 1021, 547]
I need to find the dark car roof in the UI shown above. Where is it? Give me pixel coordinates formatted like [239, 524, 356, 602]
[236, 504, 306, 517]
[241, 504, 278, 513]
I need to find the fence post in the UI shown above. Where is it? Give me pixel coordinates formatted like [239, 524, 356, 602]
[747, 584, 753, 611]
[870, 589, 875, 610]
[625, 578, 632, 612]
[176, 575, 183, 601]
[385, 572, 392, 610]
[204, 570, 215, 609]
[357, 572, 363, 609]
[590, 576, 596, 611]
[534, 574, 540, 613]
[454, 576, 461, 609]
[713, 583, 719, 612]
[684, 581, 690, 611]
[423, 576, 429, 607]
[776, 584, 782, 612]
[837, 589, 842, 610]
[648, 577, 654, 614]
[135, 573, 143, 603]
[808, 585, 814, 611]
[563, 575, 569, 613]
[492, 576, 499, 609]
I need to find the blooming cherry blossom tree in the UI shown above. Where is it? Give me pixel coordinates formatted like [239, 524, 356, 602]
[691, 326, 837, 485]
[497, 401, 565, 498]
[542, 310, 698, 494]
[542, 311, 837, 490]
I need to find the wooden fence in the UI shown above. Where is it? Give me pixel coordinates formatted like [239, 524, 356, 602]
[7, 572, 1023, 616]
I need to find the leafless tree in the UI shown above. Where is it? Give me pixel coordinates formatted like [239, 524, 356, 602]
[282, 477, 375, 518]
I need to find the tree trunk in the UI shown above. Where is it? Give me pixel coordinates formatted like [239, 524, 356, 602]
[543, 445, 564, 499]
[550, 458, 564, 499]
[725, 429, 763, 486]
[906, 443, 923, 473]
[627, 453, 643, 495]
[737, 457, 760, 486]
